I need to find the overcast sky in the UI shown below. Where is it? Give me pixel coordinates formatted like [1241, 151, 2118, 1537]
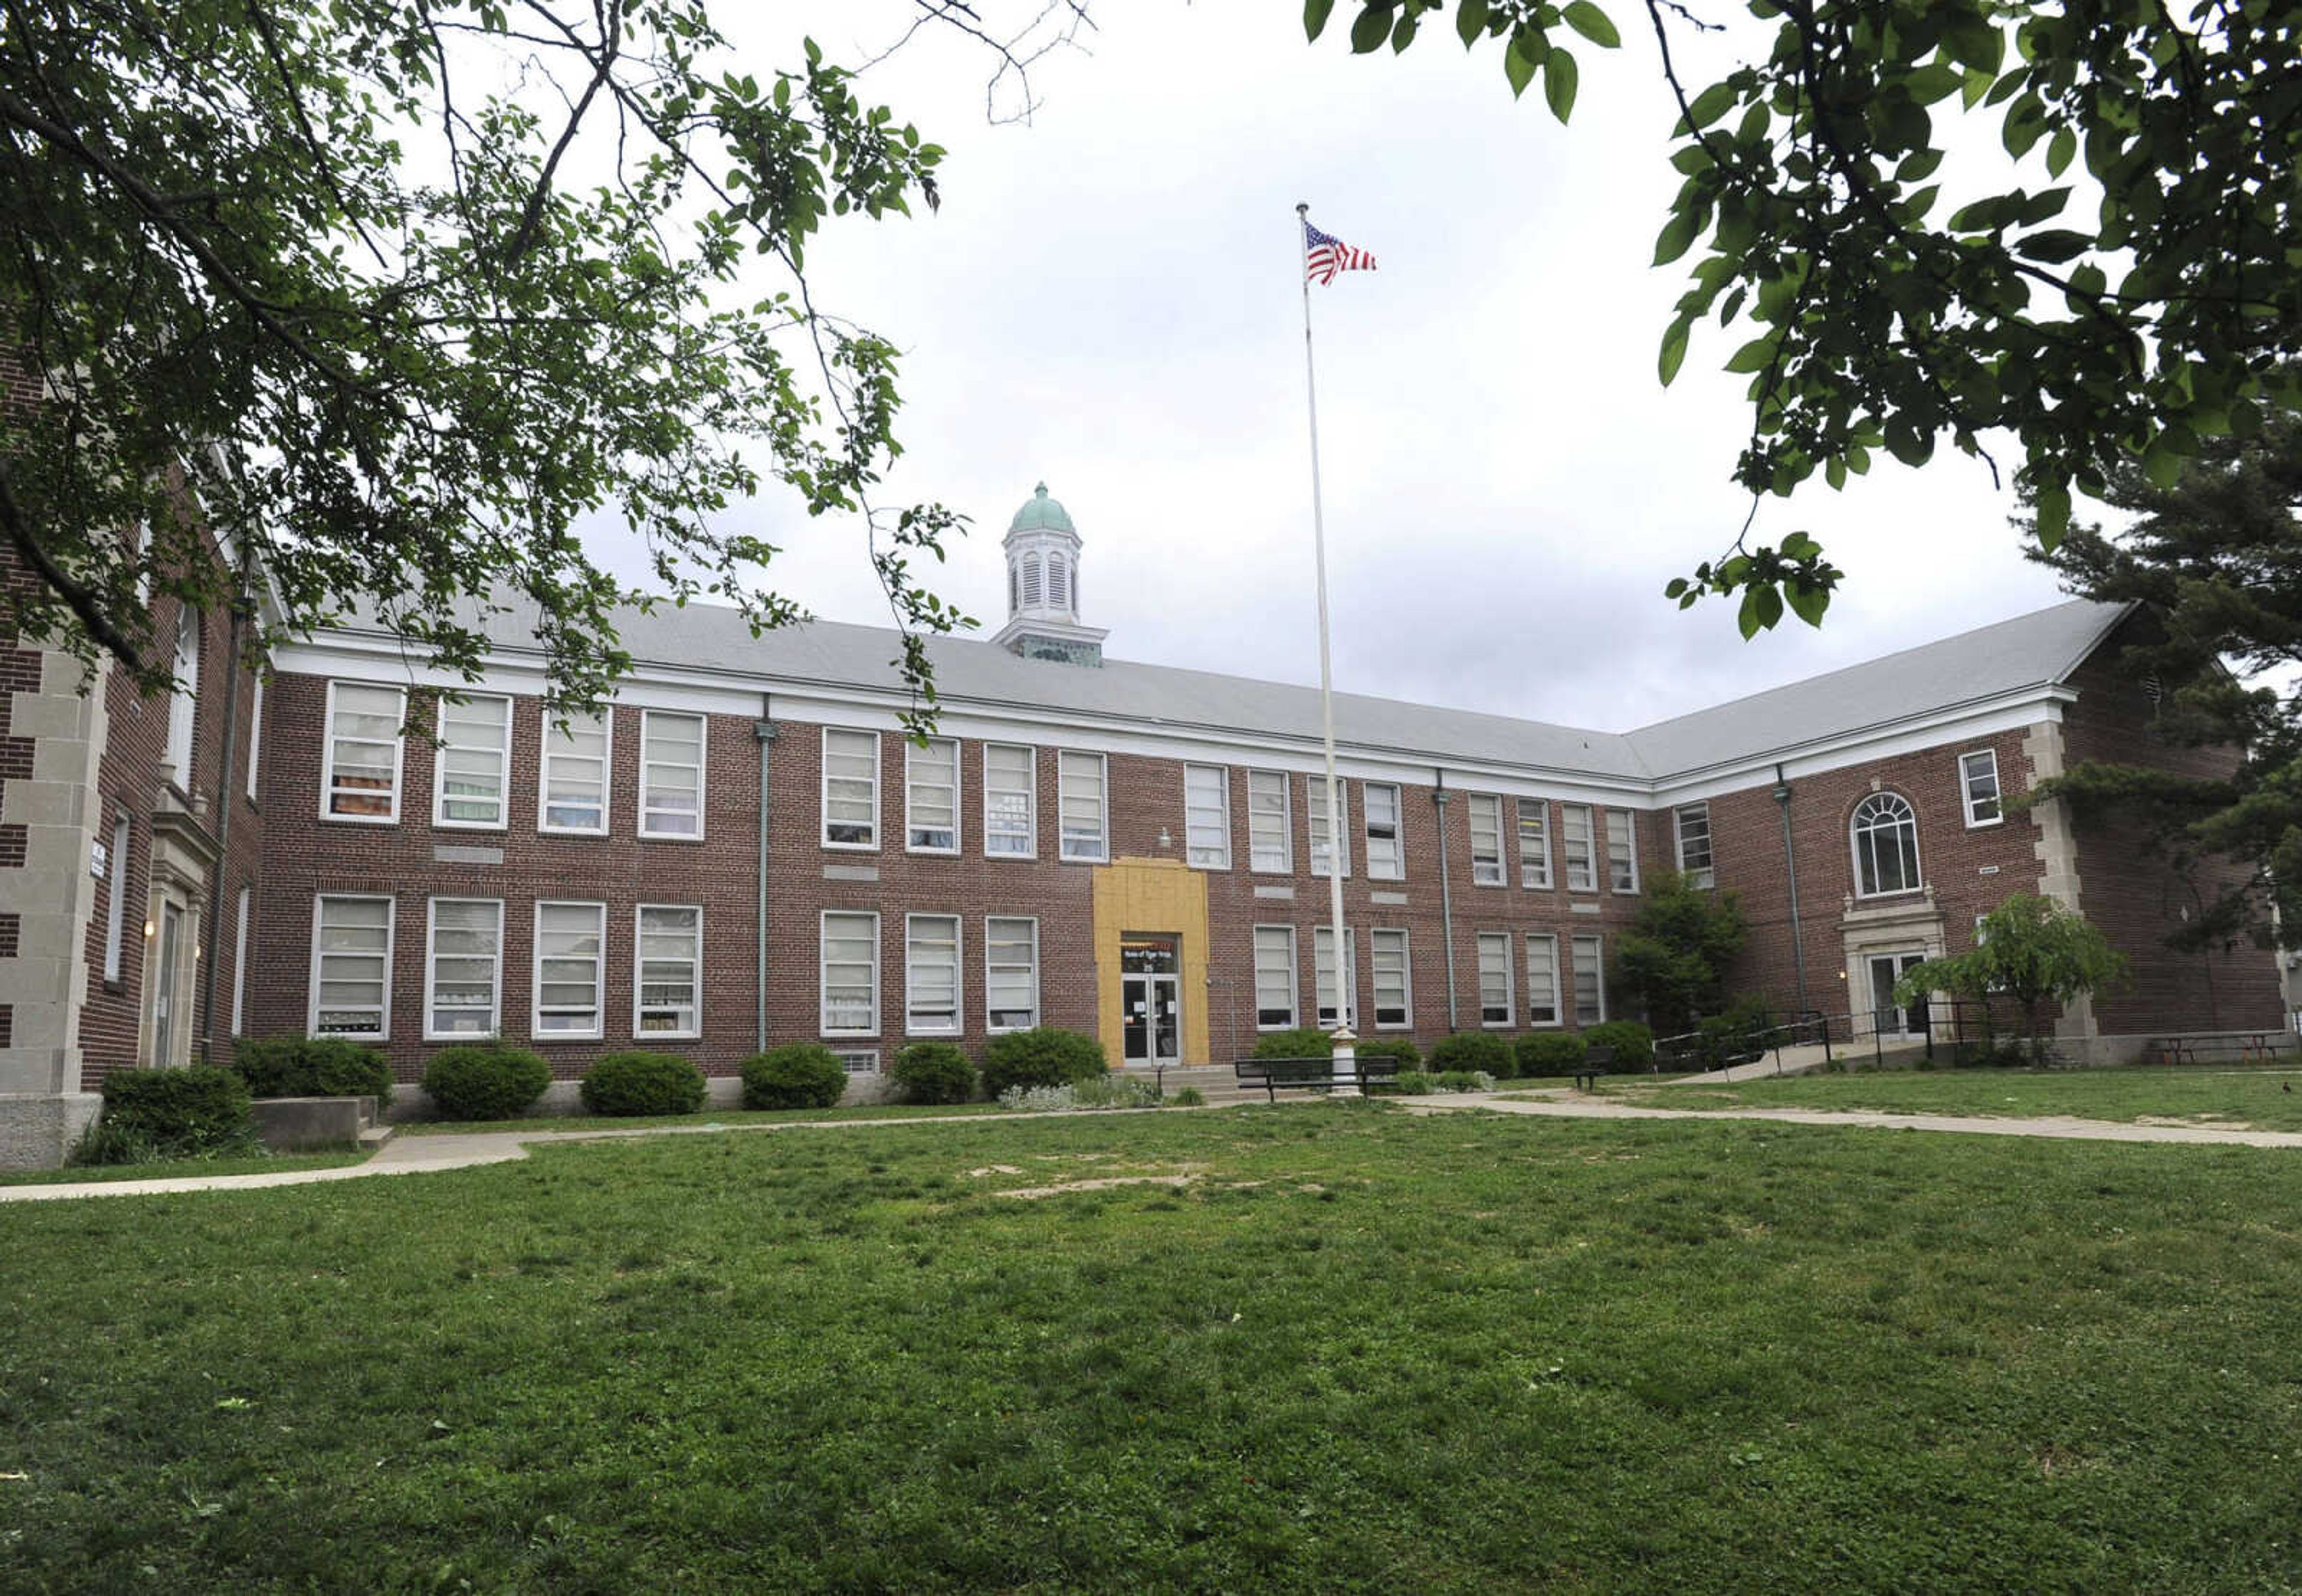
[580, 2, 2076, 734]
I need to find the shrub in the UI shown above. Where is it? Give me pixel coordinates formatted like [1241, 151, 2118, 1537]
[230, 1032, 394, 1108]
[980, 1027, 1106, 1097]
[996, 1075, 1157, 1112]
[1432, 1069, 1497, 1093]
[1694, 997, 1777, 1071]
[1352, 1038, 1422, 1071]
[421, 1044, 552, 1121]
[582, 1051, 707, 1116]
[1171, 1086, 1207, 1107]
[740, 1044, 848, 1110]
[1583, 1021, 1656, 1073]
[79, 1066, 255, 1163]
[1516, 1032, 1589, 1079]
[891, 1041, 977, 1105]
[1250, 1027, 1333, 1061]
[1384, 1070, 1436, 1095]
[1430, 1032, 1514, 1077]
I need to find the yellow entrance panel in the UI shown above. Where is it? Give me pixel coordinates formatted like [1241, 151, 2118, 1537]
[1090, 857, 1211, 1066]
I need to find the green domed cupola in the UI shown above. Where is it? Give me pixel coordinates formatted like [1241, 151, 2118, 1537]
[993, 479, 1108, 666]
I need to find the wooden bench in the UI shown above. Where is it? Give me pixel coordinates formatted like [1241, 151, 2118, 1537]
[1233, 1055, 1400, 1101]
[1571, 1043, 1617, 1093]
[2150, 1031, 2288, 1066]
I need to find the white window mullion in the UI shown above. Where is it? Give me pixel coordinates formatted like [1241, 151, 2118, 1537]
[634, 904, 702, 1038]
[821, 910, 881, 1037]
[984, 743, 1036, 858]
[1477, 932, 1514, 1028]
[1364, 782, 1403, 880]
[1517, 799, 1551, 889]
[540, 709, 612, 835]
[433, 694, 512, 829]
[822, 727, 881, 849]
[1247, 770, 1292, 873]
[533, 901, 606, 1039]
[1468, 794, 1504, 886]
[426, 897, 504, 1040]
[1252, 925, 1298, 1031]
[1372, 928, 1411, 1029]
[1605, 809, 1639, 893]
[1184, 764, 1231, 869]
[310, 894, 394, 1038]
[1961, 749, 2003, 827]
[1674, 802, 1714, 889]
[1572, 934, 1606, 1026]
[1561, 803, 1597, 892]
[1058, 751, 1108, 862]
[906, 738, 961, 853]
[640, 712, 706, 839]
[986, 917, 1040, 1031]
[1526, 933, 1560, 1026]
[905, 914, 962, 1033]
[321, 682, 406, 823]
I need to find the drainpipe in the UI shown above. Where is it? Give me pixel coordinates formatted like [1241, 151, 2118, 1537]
[754, 695, 779, 1053]
[1773, 761, 1809, 1017]
[1432, 772, 1459, 1031]
[196, 559, 251, 1066]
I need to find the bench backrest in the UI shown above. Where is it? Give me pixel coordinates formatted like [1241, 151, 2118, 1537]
[1584, 1043, 1616, 1070]
[1234, 1055, 1401, 1083]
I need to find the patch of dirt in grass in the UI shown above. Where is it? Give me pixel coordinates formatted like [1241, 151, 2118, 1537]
[963, 1165, 1025, 1178]
[996, 1174, 1200, 1200]
[2137, 1114, 2253, 1130]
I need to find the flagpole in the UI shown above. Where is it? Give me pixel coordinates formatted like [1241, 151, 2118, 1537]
[1297, 201, 1358, 1097]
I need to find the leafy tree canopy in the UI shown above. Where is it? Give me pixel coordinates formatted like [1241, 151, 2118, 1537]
[2026, 380, 2302, 949]
[0, 0, 981, 719]
[1312, 0, 2302, 642]
[1612, 868, 1746, 1035]
[1894, 891, 2127, 1052]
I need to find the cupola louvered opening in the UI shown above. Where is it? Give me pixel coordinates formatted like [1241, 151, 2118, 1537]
[1022, 555, 1042, 608]
[1048, 555, 1068, 610]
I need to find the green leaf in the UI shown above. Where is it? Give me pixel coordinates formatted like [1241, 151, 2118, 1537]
[1658, 317, 1692, 387]
[1683, 80, 1736, 133]
[1543, 46, 1579, 124]
[1737, 582, 1783, 639]
[2045, 125, 2075, 177]
[1779, 531, 1818, 559]
[1455, 0, 1490, 47]
[1724, 335, 1776, 374]
[1304, 0, 1338, 40]
[1391, 10, 1418, 50]
[1350, 4, 1394, 53]
[1503, 37, 1536, 97]
[2033, 485, 2071, 550]
[2015, 228, 2092, 263]
[1653, 210, 1701, 266]
[2141, 433, 2185, 489]
[1786, 580, 1830, 628]
[1561, 1, 1620, 49]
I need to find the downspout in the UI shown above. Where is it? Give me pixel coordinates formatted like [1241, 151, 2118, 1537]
[1773, 761, 1809, 1016]
[196, 565, 251, 1066]
[1432, 772, 1459, 1031]
[754, 695, 779, 1053]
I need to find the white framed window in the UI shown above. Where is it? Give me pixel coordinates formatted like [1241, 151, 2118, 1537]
[1571, 934, 1606, 1026]
[822, 727, 881, 848]
[1307, 775, 1351, 878]
[821, 910, 881, 1037]
[433, 694, 512, 829]
[1371, 928, 1411, 1029]
[634, 904, 702, 1038]
[426, 897, 504, 1040]
[983, 743, 1035, 858]
[1960, 749, 2003, 827]
[1477, 932, 1514, 1028]
[1247, 770, 1292, 873]
[1526, 933, 1561, 1026]
[1252, 925, 1297, 1029]
[1184, 764, 1231, 869]
[1561, 803, 1598, 892]
[163, 612, 197, 787]
[905, 913, 962, 1034]
[539, 709, 611, 835]
[1675, 803, 1715, 888]
[1313, 926, 1357, 1028]
[230, 886, 251, 1035]
[906, 737, 961, 853]
[1606, 809, 1640, 894]
[245, 673, 263, 802]
[1468, 794, 1505, 886]
[834, 1049, 880, 1077]
[986, 916, 1040, 1031]
[1364, 782, 1403, 880]
[102, 815, 131, 983]
[1058, 751, 1108, 862]
[321, 682, 405, 822]
[1517, 799, 1551, 889]
[1852, 791, 1923, 897]
[638, 711, 706, 839]
[533, 901, 606, 1038]
[309, 894, 393, 1038]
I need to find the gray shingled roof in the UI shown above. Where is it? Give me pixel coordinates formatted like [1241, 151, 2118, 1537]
[332, 595, 2126, 787]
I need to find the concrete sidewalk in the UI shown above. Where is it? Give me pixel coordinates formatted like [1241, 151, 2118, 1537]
[6, 1092, 2300, 1203]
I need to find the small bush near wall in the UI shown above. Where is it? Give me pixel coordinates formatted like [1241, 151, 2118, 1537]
[75, 1067, 256, 1164]
[891, 1042, 978, 1105]
[742, 1045, 849, 1110]
[1516, 1033, 1589, 1079]
[1583, 1022, 1657, 1073]
[1430, 1032, 1514, 1077]
[1432, 1070, 1499, 1093]
[582, 1052, 707, 1117]
[981, 1028, 1107, 1098]
[1249, 1028, 1334, 1061]
[421, 1045, 552, 1122]
[1695, 999, 1777, 1070]
[1352, 1038, 1423, 1071]
[230, 1034, 394, 1109]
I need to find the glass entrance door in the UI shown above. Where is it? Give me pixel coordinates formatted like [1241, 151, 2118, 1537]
[152, 902, 182, 1066]
[1867, 952, 1929, 1040]
[1121, 933, 1182, 1065]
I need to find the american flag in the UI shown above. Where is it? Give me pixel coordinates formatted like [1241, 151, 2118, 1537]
[1303, 219, 1376, 285]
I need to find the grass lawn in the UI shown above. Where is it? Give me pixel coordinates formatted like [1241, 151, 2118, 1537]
[5, 1106, 2300, 1591]
[1596, 1064, 2302, 1131]
[0, 1149, 371, 1188]
[399, 1100, 1010, 1136]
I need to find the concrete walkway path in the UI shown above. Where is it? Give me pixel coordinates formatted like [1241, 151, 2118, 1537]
[7, 1091, 2300, 1204]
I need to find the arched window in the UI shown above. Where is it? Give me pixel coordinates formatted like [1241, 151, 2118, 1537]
[1047, 555, 1068, 610]
[1022, 555, 1042, 607]
[1851, 792, 1921, 897]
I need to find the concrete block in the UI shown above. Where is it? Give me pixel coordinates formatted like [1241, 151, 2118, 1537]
[0, 1044, 72, 1094]
[0, 1092, 101, 1170]
[251, 1097, 367, 1151]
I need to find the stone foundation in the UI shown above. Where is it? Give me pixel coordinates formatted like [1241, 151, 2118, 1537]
[0, 1091, 101, 1170]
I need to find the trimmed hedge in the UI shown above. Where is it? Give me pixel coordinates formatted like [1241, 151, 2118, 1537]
[581, 1052, 706, 1116]
[742, 1044, 849, 1110]
[981, 1028, 1106, 1098]
[230, 1033, 394, 1109]
[1430, 1031, 1514, 1077]
[79, 1066, 254, 1164]
[891, 1041, 977, 1105]
[1583, 1021, 1657, 1073]
[1515, 1032, 1588, 1079]
[1250, 1027, 1334, 1061]
[1352, 1037, 1422, 1071]
[421, 1044, 552, 1122]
